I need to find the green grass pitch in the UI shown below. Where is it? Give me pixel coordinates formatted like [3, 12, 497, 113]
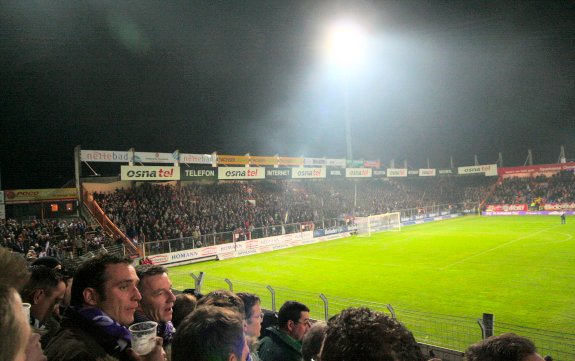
[169, 215, 575, 340]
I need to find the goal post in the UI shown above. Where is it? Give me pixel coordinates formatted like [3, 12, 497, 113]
[355, 212, 401, 237]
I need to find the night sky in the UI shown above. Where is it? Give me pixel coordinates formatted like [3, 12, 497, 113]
[1, 1, 574, 189]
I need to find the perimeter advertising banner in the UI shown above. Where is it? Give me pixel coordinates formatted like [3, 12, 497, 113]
[250, 156, 278, 166]
[291, 167, 326, 179]
[498, 162, 575, 177]
[543, 203, 575, 211]
[328, 169, 345, 178]
[265, 168, 292, 179]
[458, 164, 498, 176]
[3, 188, 77, 203]
[346, 168, 372, 178]
[180, 168, 217, 180]
[438, 169, 454, 175]
[485, 204, 528, 212]
[218, 167, 265, 180]
[419, 169, 437, 177]
[387, 168, 408, 177]
[304, 158, 346, 167]
[373, 169, 387, 177]
[217, 155, 250, 165]
[179, 153, 213, 165]
[278, 157, 304, 166]
[133, 152, 177, 164]
[121, 166, 180, 180]
[81, 150, 130, 162]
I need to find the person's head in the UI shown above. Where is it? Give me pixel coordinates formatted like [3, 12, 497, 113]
[278, 300, 311, 341]
[31, 257, 62, 270]
[71, 254, 141, 326]
[464, 333, 544, 361]
[172, 293, 197, 329]
[0, 286, 31, 361]
[21, 265, 66, 324]
[302, 321, 327, 361]
[320, 307, 424, 361]
[0, 247, 30, 291]
[172, 306, 248, 361]
[237, 292, 262, 338]
[196, 290, 245, 318]
[136, 265, 176, 323]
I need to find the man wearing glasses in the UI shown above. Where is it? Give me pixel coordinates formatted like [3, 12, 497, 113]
[259, 300, 311, 361]
[238, 293, 264, 361]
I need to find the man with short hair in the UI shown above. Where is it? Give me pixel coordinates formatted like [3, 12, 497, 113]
[258, 301, 311, 361]
[134, 265, 176, 345]
[320, 307, 425, 361]
[20, 265, 66, 347]
[44, 254, 165, 361]
[171, 306, 249, 361]
[464, 333, 545, 361]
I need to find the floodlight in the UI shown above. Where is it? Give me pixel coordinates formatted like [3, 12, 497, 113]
[324, 19, 367, 69]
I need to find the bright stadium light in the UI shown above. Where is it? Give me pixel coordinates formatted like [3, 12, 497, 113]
[324, 19, 368, 70]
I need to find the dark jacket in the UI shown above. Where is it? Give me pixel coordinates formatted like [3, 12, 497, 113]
[44, 308, 132, 361]
[258, 326, 302, 361]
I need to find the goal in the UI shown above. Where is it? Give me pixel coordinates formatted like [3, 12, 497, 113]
[355, 212, 401, 237]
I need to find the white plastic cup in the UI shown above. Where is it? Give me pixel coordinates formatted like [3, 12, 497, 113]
[129, 321, 158, 355]
[22, 302, 31, 322]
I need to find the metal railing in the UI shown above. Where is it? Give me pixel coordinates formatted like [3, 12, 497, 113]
[168, 272, 575, 361]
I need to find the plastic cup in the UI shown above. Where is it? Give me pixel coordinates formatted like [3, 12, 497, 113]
[22, 303, 31, 321]
[129, 321, 158, 356]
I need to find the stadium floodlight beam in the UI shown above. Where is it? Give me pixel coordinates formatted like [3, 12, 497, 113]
[323, 19, 368, 163]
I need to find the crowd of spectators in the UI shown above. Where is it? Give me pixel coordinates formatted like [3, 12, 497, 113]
[0, 249, 553, 361]
[0, 218, 115, 261]
[487, 171, 575, 205]
[93, 177, 495, 244]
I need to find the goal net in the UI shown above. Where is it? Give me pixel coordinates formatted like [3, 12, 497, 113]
[355, 212, 401, 237]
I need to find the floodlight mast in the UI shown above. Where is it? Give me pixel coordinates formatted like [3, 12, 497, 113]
[325, 19, 367, 165]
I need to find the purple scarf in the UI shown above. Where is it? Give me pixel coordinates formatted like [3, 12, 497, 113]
[74, 306, 132, 350]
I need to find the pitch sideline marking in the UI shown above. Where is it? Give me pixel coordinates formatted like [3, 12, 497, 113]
[440, 224, 562, 270]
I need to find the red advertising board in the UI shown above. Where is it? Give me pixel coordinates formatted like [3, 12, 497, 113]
[498, 162, 575, 177]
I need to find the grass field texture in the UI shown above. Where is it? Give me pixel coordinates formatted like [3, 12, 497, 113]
[170, 216, 575, 340]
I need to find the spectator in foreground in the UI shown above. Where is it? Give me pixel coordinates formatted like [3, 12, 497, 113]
[464, 333, 545, 361]
[135, 265, 177, 346]
[320, 307, 425, 361]
[301, 321, 327, 361]
[171, 293, 197, 329]
[237, 293, 264, 361]
[0, 286, 32, 361]
[258, 300, 311, 361]
[44, 254, 165, 361]
[171, 306, 249, 361]
[0, 247, 46, 361]
[20, 265, 66, 347]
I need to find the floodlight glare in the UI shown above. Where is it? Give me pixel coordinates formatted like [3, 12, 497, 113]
[325, 19, 367, 69]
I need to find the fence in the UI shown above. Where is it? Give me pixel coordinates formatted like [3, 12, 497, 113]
[168, 272, 575, 361]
